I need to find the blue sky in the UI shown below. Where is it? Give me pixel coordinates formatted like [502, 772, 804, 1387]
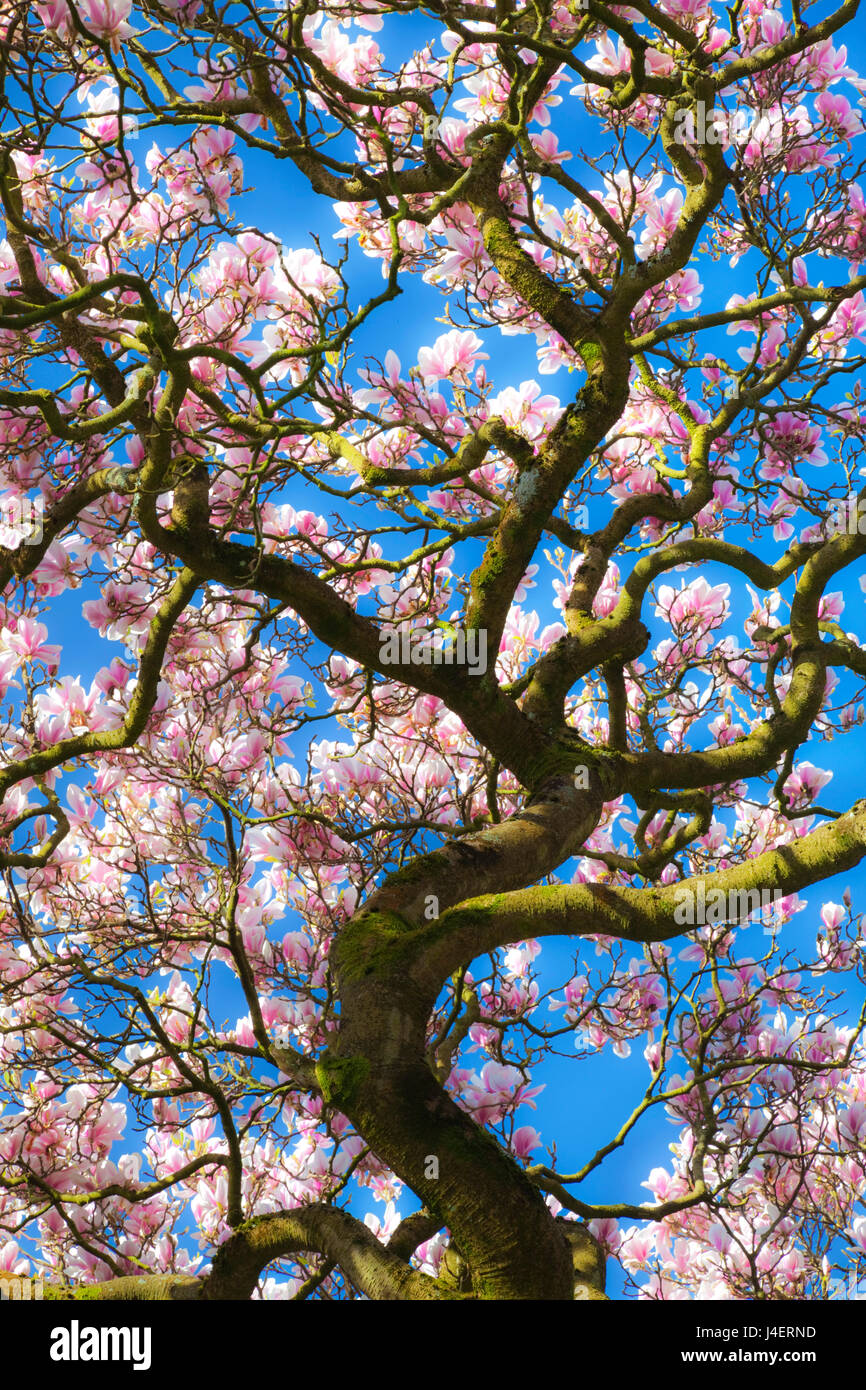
[8, 8, 866, 1295]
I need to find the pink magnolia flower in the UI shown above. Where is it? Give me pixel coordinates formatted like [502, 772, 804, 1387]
[459, 1061, 544, 1126]
[640, 188, 683, 255]
[511, 1126, 542, 1159]
[488, 381, 562, 439]
[782, 762, 833, 806]
[2, 618, 60, 668]
[763, 412, 829, 473]
[839, 1104, 866, 1145]
[417, 330, 488, 385]
[816, 91, 865, 141]
[78, 0, 135, 51]
[34, 1, 74, 40]
[655, 578, 731, 633]
[619, 1225, 655, 1268]
[363, 1200, 402, 1243]
[0, 1240, 29, 1275]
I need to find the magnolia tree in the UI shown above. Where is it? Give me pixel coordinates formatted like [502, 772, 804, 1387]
[0, 0, 865, 1304]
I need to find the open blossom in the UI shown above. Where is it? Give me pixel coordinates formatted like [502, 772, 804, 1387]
[816, 91, 864, 141]
[417, 330, 488, 385]
[40, 0, 136, 50]
[34, 1, 74, 38]
[782, 762, 833, 806]
[655, 578, 731, 633]
[762, 412, 829, 473]
[457, 1062, 544, 1127]
[488, 381, 562, 439]
[1, 618, 60, 668]
[510, 1126, 542, 1159]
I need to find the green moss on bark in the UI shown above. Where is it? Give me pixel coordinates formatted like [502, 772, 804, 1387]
[333, 909, 417, 980]
[314, 1054, 371, 1108]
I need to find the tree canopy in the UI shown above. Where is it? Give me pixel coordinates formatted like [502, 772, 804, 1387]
[0, 0, 866, 1301]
